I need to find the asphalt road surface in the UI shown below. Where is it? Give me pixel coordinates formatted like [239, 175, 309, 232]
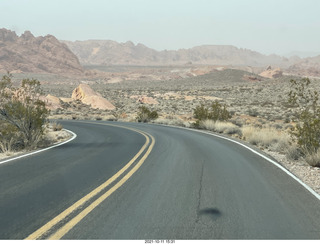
[1, 120, 320, 240]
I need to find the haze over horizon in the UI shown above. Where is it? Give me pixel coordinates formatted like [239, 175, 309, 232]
[1, 0, 320, 57]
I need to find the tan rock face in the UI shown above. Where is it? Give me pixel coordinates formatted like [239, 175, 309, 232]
[72, 84, 115, 110]
[259, 67, 283, 79]
[72, 84, 98, 100]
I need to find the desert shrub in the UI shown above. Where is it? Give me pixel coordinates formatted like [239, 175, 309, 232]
[287, 78, 320, 163]
[193, 101, 231, 127]
[247, 108, 259, 117]
[0, 74, 49, 150]
[136, 106, 159, 123]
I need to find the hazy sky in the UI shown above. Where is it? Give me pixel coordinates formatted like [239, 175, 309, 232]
[1, 0, 319, 56]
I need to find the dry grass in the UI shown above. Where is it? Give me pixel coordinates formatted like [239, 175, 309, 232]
[285, 144, 302, 161]
[153, 117, 191, 127]
[241, 125, 290, 151]
[0, 139, 14, 156]
[51, 122, 63, 131]
[200, 119, 241, 136]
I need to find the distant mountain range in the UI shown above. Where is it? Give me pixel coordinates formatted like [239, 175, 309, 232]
[0, 28, 319, 77]
[62, 40, 300, 68]
[283, 51, 320, 58]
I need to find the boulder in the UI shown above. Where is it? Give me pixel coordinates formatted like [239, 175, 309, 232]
[72, 84, 115, 110]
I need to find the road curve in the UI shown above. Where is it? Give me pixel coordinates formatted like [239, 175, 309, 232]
[1, 121, 320, 239]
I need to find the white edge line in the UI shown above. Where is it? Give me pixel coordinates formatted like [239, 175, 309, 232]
[0, 129, 77, 165]
[154, 123, 320, 201]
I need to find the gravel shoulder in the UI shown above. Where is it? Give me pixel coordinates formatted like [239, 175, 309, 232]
[265, 149, 320, 196]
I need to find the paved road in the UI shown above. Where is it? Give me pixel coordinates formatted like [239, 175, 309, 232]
[1, 121, 320, 239]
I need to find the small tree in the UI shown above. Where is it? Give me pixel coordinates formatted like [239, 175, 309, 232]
[288, 78, 320, 157]
[0, 74, 49, 150]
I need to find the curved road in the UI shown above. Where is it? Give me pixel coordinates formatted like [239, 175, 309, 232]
[1, 120, 320, 239]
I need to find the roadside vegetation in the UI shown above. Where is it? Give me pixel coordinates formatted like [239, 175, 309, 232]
[18, 71, 320, 167]
[287, 78, 320, 167]
[193, 101, 231, 127]
[14, 69, 320, 194]
[0, 74, 49, 155]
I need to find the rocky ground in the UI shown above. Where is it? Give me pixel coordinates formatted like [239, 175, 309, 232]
[42, 68, 311, 127]
[2, 67, 320, 196]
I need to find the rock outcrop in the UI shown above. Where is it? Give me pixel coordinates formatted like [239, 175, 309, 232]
[0, 28, 84, 75]
[259, 66, 283, 78]
[72, 84, 115, 110]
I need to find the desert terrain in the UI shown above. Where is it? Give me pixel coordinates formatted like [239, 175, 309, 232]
[1, 28, 320, 195]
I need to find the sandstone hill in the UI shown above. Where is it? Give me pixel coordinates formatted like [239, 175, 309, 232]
[72, 84, 115, 110]
[0, 28, 84, 75]
[62, 40, 297, 68]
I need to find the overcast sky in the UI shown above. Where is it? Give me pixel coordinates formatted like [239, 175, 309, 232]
[1, 0, 319, 56]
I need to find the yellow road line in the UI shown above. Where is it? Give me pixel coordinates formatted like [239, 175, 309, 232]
[49, 132, 155, 240]
[25, 123, 154, 240]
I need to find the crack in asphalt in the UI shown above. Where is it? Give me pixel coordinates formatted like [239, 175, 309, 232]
[196, 161, 222, 229]
[196, 162, 208, 226]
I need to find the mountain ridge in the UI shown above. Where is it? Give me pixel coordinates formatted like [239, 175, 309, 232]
[62, 39, 299, 68]
[0, 28, 84, 75]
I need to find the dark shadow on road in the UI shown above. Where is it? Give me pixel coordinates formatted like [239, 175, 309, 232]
[198, 208, 222, 221]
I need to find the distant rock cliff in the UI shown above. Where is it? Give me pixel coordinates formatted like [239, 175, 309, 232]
[0, 28, 84, 75]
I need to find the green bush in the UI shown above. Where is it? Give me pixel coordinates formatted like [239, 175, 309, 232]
[287, 78, 320, 163]
[0, 74, 49, 151]
[193, 101, 231, 127]
[136, 106, 159, 123]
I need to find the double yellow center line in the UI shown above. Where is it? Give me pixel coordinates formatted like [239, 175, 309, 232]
[25, 123, 155, 240]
